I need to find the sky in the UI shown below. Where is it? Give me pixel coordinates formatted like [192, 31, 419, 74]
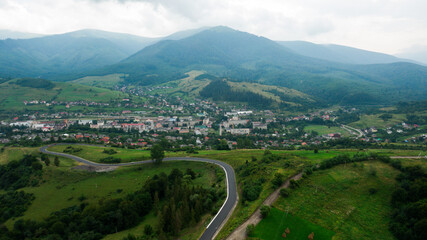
[0, 0, 426, 55]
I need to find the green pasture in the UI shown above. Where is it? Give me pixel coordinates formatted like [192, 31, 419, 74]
[274, 161, 399, 240]
[249, 207, 335, 240]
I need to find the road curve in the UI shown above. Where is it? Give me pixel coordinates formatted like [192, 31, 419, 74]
[40, 144, 237, 240]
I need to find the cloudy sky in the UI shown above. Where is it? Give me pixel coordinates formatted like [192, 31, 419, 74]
[0, 0, 426, 55]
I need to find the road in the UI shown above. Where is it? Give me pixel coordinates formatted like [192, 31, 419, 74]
[341, 124, 364, 138]
[40, 144, 237, 240]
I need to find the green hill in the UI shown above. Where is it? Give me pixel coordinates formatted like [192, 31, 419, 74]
[0, 78, 129, 111]
[151, 71, 316, 108]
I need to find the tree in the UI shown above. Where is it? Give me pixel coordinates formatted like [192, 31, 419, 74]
[151, 144, 164, 164]
[272, 173, 284, 189]
[54, 156, 60, 167]
[260, 205, 271, 218]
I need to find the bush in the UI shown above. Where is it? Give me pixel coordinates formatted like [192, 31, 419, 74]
[144, 224, 153, 236]
[102, 149, 117, 155]
[260, 205, 271, 218]
[369, 166, 377, 176]
[272, 173, 284, 189]
[368, 188, 378, 195]
[100, 157, 121, 163]
[246, 224, 255, 236]
[280, 188, 290, 197]
[289, 179, 300, 189]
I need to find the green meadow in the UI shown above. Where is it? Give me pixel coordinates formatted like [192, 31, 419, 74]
[249, 207, 335, 240]
[274, 161, 399, 240]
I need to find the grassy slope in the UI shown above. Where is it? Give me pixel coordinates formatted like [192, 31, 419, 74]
[274, 161, 399, 240]
[349, 114, 406, 129]
[0, 79, 129, 110]
[72, 74, 126, 89]
[0, 146, 40, 165]
[151, 70, 314, 106]
[227, 81, 314, 105]
[249, 207, 335, 240]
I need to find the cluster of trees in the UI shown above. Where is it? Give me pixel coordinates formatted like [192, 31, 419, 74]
[99, 156, 121, 163]
[15, 78, 55, 90]
[200, 80, 274, 108]
[0, 191, 35, 222]
[0, 168, 223, 240]
[386, 161, 427, 240]
[63, 146, 82, 154]
[102, 148, 117, 155]
[0, 154, 43, 190]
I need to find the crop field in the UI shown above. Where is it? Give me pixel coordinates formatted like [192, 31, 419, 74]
[249, 207, 335, 240]
[274, 161, 399, 240]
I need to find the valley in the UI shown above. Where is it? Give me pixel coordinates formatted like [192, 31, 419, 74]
[0, 25, 425, 240]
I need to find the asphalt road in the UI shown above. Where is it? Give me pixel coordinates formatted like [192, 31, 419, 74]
[40, 144, 237, 240]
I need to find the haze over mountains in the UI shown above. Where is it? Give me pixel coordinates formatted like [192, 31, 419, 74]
[0, 26, 426, 105]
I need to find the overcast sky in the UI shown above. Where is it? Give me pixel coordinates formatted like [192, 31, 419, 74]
[0, 0, 426, 55]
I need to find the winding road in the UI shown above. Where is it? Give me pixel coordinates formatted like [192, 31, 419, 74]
[40, 144, 238, 240]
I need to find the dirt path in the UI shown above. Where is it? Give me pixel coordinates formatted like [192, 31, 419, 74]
[225, 172, 303, 240]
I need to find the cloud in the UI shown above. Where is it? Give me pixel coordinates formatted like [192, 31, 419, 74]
[0, 0, 425, 54]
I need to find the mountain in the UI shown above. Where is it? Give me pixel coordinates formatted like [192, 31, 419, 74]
[62, 29, 157, 55]
[396, 45, 427, 66]
[0, 29, 156, 79]
[101, 26, 426, 105]
[277, 41, 410, 65]
[0, 30, 44, 40]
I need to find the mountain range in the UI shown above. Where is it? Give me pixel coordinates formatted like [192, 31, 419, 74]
[0, 26, 426, 105]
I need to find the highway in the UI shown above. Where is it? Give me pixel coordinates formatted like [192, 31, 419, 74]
[40, 144, 237, 240]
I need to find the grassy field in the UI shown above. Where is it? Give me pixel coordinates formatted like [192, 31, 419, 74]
[349, 114, 406, 129]
[72, 74, 125, 89]
[249, 207, 335, 240]
[304, 125, 351, 137]
[274, 161, 399, 240]
[0, 79, 129, 110]
[0, 146, 40, 164]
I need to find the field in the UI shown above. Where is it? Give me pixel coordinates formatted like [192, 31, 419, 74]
[3, 146, 224, 240]
[349, 114, 407, 129]
[273, 161, 399, 240]
[304, 125, 351, 137]
[0, 79, 129, 111]
[249, 207, 335, 240]
[72, 74, 126, 89]
[0, 146, 40, 164]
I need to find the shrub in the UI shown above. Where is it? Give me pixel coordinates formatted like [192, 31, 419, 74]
[246, 224, 255, 236]
[102, 148, 117, 155]
[272, 173, 284, 189]
[280, 188, 290, 197]
[290, 179, 300, 189]
[260, 205, 271, 218]
[369, 188, 378, 195]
